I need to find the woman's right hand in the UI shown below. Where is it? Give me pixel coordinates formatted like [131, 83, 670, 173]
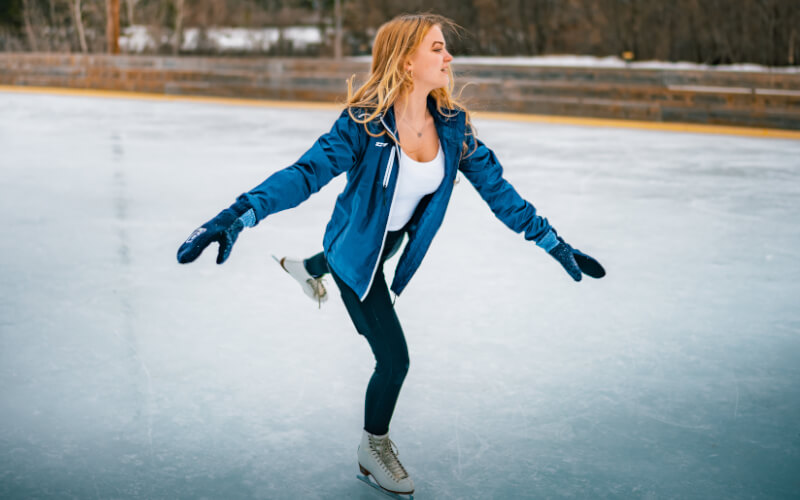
[177, 209, 245, 264]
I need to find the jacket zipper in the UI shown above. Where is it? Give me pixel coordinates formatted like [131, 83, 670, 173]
[362, 137, 399, 301]
[382, 145, 396, 188]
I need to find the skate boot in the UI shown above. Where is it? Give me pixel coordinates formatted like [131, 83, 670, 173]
[272, 255, 328, 308]
[357, 430, 414, 498]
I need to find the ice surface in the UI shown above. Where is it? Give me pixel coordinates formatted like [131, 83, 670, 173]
[1, 91, 799, 499]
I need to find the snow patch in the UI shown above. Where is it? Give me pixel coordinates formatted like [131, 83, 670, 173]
[350, 54, 800, 73]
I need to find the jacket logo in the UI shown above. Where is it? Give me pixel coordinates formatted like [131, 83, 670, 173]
[375, 142, 389, 147]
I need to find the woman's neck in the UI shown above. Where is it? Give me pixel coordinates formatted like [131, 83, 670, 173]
[394, 89, 430, 124]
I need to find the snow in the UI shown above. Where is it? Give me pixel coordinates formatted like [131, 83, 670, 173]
[352, 54, 800, 73]
[118, 25, 159, 53]
[1, 90, 799, 499]
[119, 25, 322, 53]
[457, 55, 800, 73]
[116, 23, 798, 73]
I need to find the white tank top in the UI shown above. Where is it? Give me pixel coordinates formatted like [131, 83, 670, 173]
[387, 141, 445, 231]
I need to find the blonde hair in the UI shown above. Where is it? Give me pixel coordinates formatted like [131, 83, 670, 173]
[346, 13, 475, 152]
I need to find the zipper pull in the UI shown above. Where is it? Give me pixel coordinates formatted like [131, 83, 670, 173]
[382, 145, 396, 189]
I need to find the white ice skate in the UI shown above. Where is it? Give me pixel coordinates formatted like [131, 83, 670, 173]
[272, 255, 328, 308]
[356, 430, 414, 499]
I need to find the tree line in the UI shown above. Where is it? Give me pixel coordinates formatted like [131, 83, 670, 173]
[1, 0, 798, 66]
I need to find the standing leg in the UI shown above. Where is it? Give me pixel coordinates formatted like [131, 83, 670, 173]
[330, 266, 409, 435]
[328, 229, 414, 495]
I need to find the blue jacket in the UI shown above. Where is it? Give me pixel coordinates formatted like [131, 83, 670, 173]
[240, 96, 557, 301]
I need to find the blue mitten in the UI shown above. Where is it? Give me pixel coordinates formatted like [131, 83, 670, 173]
[177, 198, 255, 264]
[548, 240, 583, 281]
[571, 246, 605, 279]
[538, 230, 605, 281]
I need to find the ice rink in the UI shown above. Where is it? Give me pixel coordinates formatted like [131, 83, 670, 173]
[1, 90, 799, 499]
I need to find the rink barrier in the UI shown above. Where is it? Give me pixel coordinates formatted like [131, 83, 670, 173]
[4, 84, 798, 140]
[1, 53, 798, 131]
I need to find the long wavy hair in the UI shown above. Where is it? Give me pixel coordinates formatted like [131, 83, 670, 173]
[346, 13, 475, 153]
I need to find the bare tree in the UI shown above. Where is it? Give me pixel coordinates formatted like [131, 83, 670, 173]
[173, 0, 183, 54]
[107, 0, 120, 53]
[72, 0, 88, 52]
[333, 0, 342, 59]
[124, 0, 137, 25]
[22, 0, 40, 51]
[517, 0, 559, 55]
[3, 0, 798, 64]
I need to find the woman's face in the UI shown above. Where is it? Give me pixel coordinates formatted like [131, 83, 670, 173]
[405, 24, 453, 92]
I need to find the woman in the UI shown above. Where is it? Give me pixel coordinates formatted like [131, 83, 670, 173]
[177, 13, 604, 497]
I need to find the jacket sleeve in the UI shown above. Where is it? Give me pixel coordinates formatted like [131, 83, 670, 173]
[458, 133, 557, 249]
[238, 109, 365, 223]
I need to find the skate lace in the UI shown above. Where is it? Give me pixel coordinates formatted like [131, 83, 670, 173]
[372, 437, 409, 480]
[305, 277, 327, 309]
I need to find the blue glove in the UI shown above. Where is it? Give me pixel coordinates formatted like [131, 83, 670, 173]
[548, 240, 583, 281]
[571, 246, 605, 279]
[177, 199, 255, 264]
[539, 231, 606, 281]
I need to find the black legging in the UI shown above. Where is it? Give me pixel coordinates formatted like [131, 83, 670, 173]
[304, 229, 408, 436]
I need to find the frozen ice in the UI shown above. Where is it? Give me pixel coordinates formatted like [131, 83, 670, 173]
[1, 91, 799, 499]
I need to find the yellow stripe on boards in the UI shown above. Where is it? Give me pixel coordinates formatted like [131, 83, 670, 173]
[2, 84, 799, 140]
[472, 111, 800, 141]
[0, 85, 343, 111]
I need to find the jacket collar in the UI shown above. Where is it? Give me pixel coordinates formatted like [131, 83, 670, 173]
[380, 95, 464, 148]
[427, 95, 463, 150]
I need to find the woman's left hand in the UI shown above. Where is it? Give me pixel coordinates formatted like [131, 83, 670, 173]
[548, 238, 605, 281]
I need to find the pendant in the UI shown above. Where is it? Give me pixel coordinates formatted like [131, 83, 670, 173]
[417, 132, 422, 138]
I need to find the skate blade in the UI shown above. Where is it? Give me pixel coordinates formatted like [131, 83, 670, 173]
[357, 474, 414, 500]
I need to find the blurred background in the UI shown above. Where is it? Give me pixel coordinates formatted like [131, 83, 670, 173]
[2, 1, 800, 131]
[1, 0, 798, 64]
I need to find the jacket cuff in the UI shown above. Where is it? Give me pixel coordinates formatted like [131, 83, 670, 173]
[536, 229, 559, 252]
[229, 195, 253, 218]
[237, 209, 256, 228]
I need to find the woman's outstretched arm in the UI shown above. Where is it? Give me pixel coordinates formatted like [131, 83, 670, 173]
[458, 134, 604, 280]
[457, 134, 555, 247]
[177, 109, 365, 264]
[240, 108, 366, 223]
